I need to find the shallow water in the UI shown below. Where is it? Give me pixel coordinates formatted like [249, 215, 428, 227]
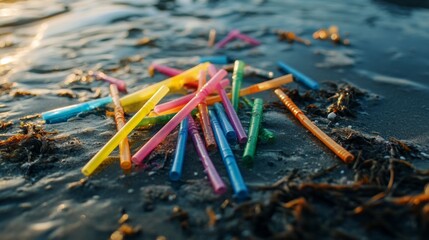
[1, 0, 429, 239]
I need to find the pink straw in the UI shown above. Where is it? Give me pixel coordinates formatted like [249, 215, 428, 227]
[187, 115, 226, 194]
[209, 65, 248, 144]
[150, 63, 183, 77]
[235, 31, 261, 46]
[215, 30, 240, 49]
[153, 79, 230, 114]
[215, 29, 260, 49]
[132, 69, 228, 166]
[93, 72, 127, 93]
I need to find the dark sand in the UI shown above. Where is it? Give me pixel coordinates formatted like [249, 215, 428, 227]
[1, 0, 429, 239]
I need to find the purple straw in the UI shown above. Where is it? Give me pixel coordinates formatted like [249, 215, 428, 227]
[187, 116, 226, 194]
[209, 65, 248, 144]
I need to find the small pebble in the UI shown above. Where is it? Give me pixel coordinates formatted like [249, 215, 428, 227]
[128, 189, 134, 194]
[340, 170, 344, 174]
[400, 156, 405, 160]
[194, 172, 198, 176]
[327, 112, 337, 121]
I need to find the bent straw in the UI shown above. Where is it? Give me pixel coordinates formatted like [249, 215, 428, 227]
[94, 72, 127, 93]
[209, 65, 247, 144]
[274, 89, 354, 163]
[232, 60, 245, 111]
[110, 85, 132, 170]
[153, 79, 230, 114]
[197, 70, 217, 150]
[81, 86, 170, 176]
[242, 98, 264, 166]
[213, 103, 237, 144]
[215, 30, 240, 49]
[156, 74, 294, 115]
[169, 118, 189, 181]
[149, 63, 183, 77]
[120, 63, 209, 108]
[209, 110, 249, 200]
[132, 69, 227, 166]
[234, 31, 261, 46]
[188, 116, 226, 194]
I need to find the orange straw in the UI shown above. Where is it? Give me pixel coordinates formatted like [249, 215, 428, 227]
[110, 85, 132, 170]
[274, 88, 354, 163]
[197, 70, 217, 150]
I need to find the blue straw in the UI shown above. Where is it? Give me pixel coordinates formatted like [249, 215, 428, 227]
[209, 110, 249, 200]
[169, 118, 189, 181]
[42, 97, 113, 124]
[213, 103, 237, 144]
[277, 61, 320, 90]
[199, 55, 232, 64]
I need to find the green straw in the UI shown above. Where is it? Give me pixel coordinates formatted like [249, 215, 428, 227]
[243, 98, 264, 166]
[137, 109, 198, 129]
[241, 96, 275, 144]
[232, 60, 245, 111]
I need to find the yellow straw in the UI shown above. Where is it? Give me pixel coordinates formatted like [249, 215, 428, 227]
[82, 85, 170, 176]
[274, 88, 354, 163]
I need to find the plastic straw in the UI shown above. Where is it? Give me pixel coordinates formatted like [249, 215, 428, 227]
[242, 98, 264, 166]
[215, 30, 260, 49]
[274, 89, 354, 163]
[149, 63, 183, 77]
[232, 60, 245, 111]
[169, 118, 189, 181]
[81, 86, 170, 176]
[188, 116, 226, 194]
[234, 31, 261, 46]
[209, 65, 247, 144]
[132, 69, 227, 166]
[120, 63, 209, 108]
[93, 71, 127, 93]
[213, 103, 237, 144]
[42, 97, 112, 124]
[209, 110, 249, 200]
[197, 70, 217, 150]
[215, 30, 240, 49]
[110, 85, 132, 170]
[277, 61, 320, 90]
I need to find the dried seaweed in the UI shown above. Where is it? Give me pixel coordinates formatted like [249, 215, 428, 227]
[0, 122, 82, 178]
